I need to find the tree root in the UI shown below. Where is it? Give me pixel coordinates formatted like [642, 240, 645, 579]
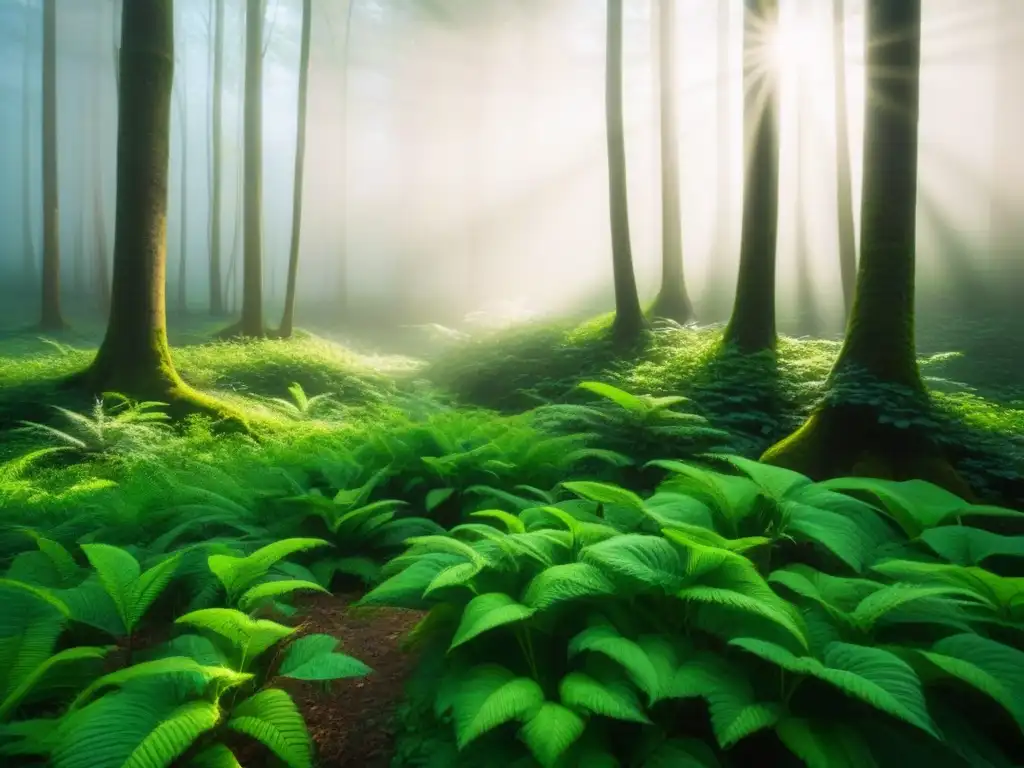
[760, 403, 974, 500]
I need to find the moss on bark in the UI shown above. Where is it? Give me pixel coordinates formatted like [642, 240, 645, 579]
[72, 0, 243, 430]
[761, 0, 968, 498]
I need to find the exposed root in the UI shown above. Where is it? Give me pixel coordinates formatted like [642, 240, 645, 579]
[761, 402, 974, 500]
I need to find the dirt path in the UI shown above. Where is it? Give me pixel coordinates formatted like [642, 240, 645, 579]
[245, 592, 426, 767]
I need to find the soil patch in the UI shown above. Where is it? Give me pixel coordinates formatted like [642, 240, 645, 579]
[244, 592, 425, 767]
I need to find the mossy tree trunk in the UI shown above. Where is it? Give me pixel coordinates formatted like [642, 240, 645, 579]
[40, 0, 65, 331]
[223, 0, 266, 338]
[278, 0, 312, 339]
[209, 0, 226, 317]
[175, 57, 189, 317]
[832, 0, 856, 322]
[649, 0, 693, 325]
[605, 0, 647, 342]
[761, 0, 968, 496]
[76, 0, 231, 422]
[722, 0, 780, 353]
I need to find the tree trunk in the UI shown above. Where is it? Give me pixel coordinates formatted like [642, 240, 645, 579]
[21, 7, 38, 290]
[990, 0, 1024, 324]
[176, 61, 189, 317]
[209, 0, 226, 316]
[761, 0, 968, 497]
[649, 0, 693, 324]
[76, 0, 231, 422]
[336, 0, 354, 321]
[40, 0, 65, 330]
[91, 5, 111, 315]
[793, 12, 819, 338]
[223, 0, 266, 338]
[832, 0, 856, 322]
[605, 0, 646, 342]
[278, 0, 312, 339]
[704, 0, 733, 321]
[723, 0, 780, 352]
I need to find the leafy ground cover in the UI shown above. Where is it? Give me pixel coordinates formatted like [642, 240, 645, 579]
[0, 322, 1021, 766]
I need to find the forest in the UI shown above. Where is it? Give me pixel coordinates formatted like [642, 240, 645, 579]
[0, 0, 1022, 766]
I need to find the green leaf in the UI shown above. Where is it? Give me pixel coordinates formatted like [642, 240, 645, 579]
[450, 593, 535, 650]
[175, 608, 295, 659]
[0, 645, 111, 721]
[709, 454, 811, 498]
[919, 527, 1024, 566]
[238, 580, 329, 612]
[562, 481, 646, 516]
[578, 381, 649, 413]
[522, 563, 617, 611]
[559, 671, 650, 724]
[915, 634, 1024, 731]
[70, 656, 251, 710]
[51, 690, 220, 768]
[730, 639, 937, 737]
[470, 509, 526, 534]
[208, 538, 331, 602]
[278, 634, 372, 681]
[450, 664, 545, 748]
[518, 702, 585, 767]
[187, 744, 243, 768]
[776, 717, 877, 768]
[426, 487, 456, 512]
[568, 623, 661, 703]
[581, 534, 685, 591]
[228, 689, 312, 768]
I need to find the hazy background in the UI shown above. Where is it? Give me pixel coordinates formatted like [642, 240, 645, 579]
[0, 0, 1021, 343]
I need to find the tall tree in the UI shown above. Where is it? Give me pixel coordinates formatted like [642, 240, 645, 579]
[704, 0, 733, 320]
[832, 0, 856, 321]
[21, 5, 37, 289]
[762, 0, 966, 493]
[90, 1, 112, 314]
[222, 0, 266, 337]
[605, 0, 646, 342]
[40, 0, 65, 330]
[722, 0, 780, 352]
[76, 0, 227, 419]
[649, 0, 693, 324]
[335, 0, 355, 320]
[175, 46, 189, 317]
[209, 0, 226, 316]
[278, 0, 312, 338]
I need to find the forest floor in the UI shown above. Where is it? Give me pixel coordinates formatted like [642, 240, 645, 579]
[0, 311, 1022, 765]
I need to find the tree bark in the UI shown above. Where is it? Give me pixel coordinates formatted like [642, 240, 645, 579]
[832, 0, 856, 322]
[723, 0, 780, 352]
[91, 5, 111, 314]
[21, 7, 38, 290]
[605, 0, 646, 342]
[761, 0, 968, 497]
[704, 0, 733, 321]
[222, 0, 266, 338]
[75, 0, 235, 423]
[335, 0, 355, 321]
[176, 54, 189, 317]
[278, 0, 312, 338]
[40, 0, 65, 330]
[649, 0, 693, 324]
[209, 0, 226, 316]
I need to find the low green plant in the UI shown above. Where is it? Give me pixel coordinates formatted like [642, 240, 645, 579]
[376, 456, 1024, 767]
[16, 394, 172, 458]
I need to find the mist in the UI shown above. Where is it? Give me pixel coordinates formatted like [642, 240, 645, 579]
[0, 0, 1021, 341]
